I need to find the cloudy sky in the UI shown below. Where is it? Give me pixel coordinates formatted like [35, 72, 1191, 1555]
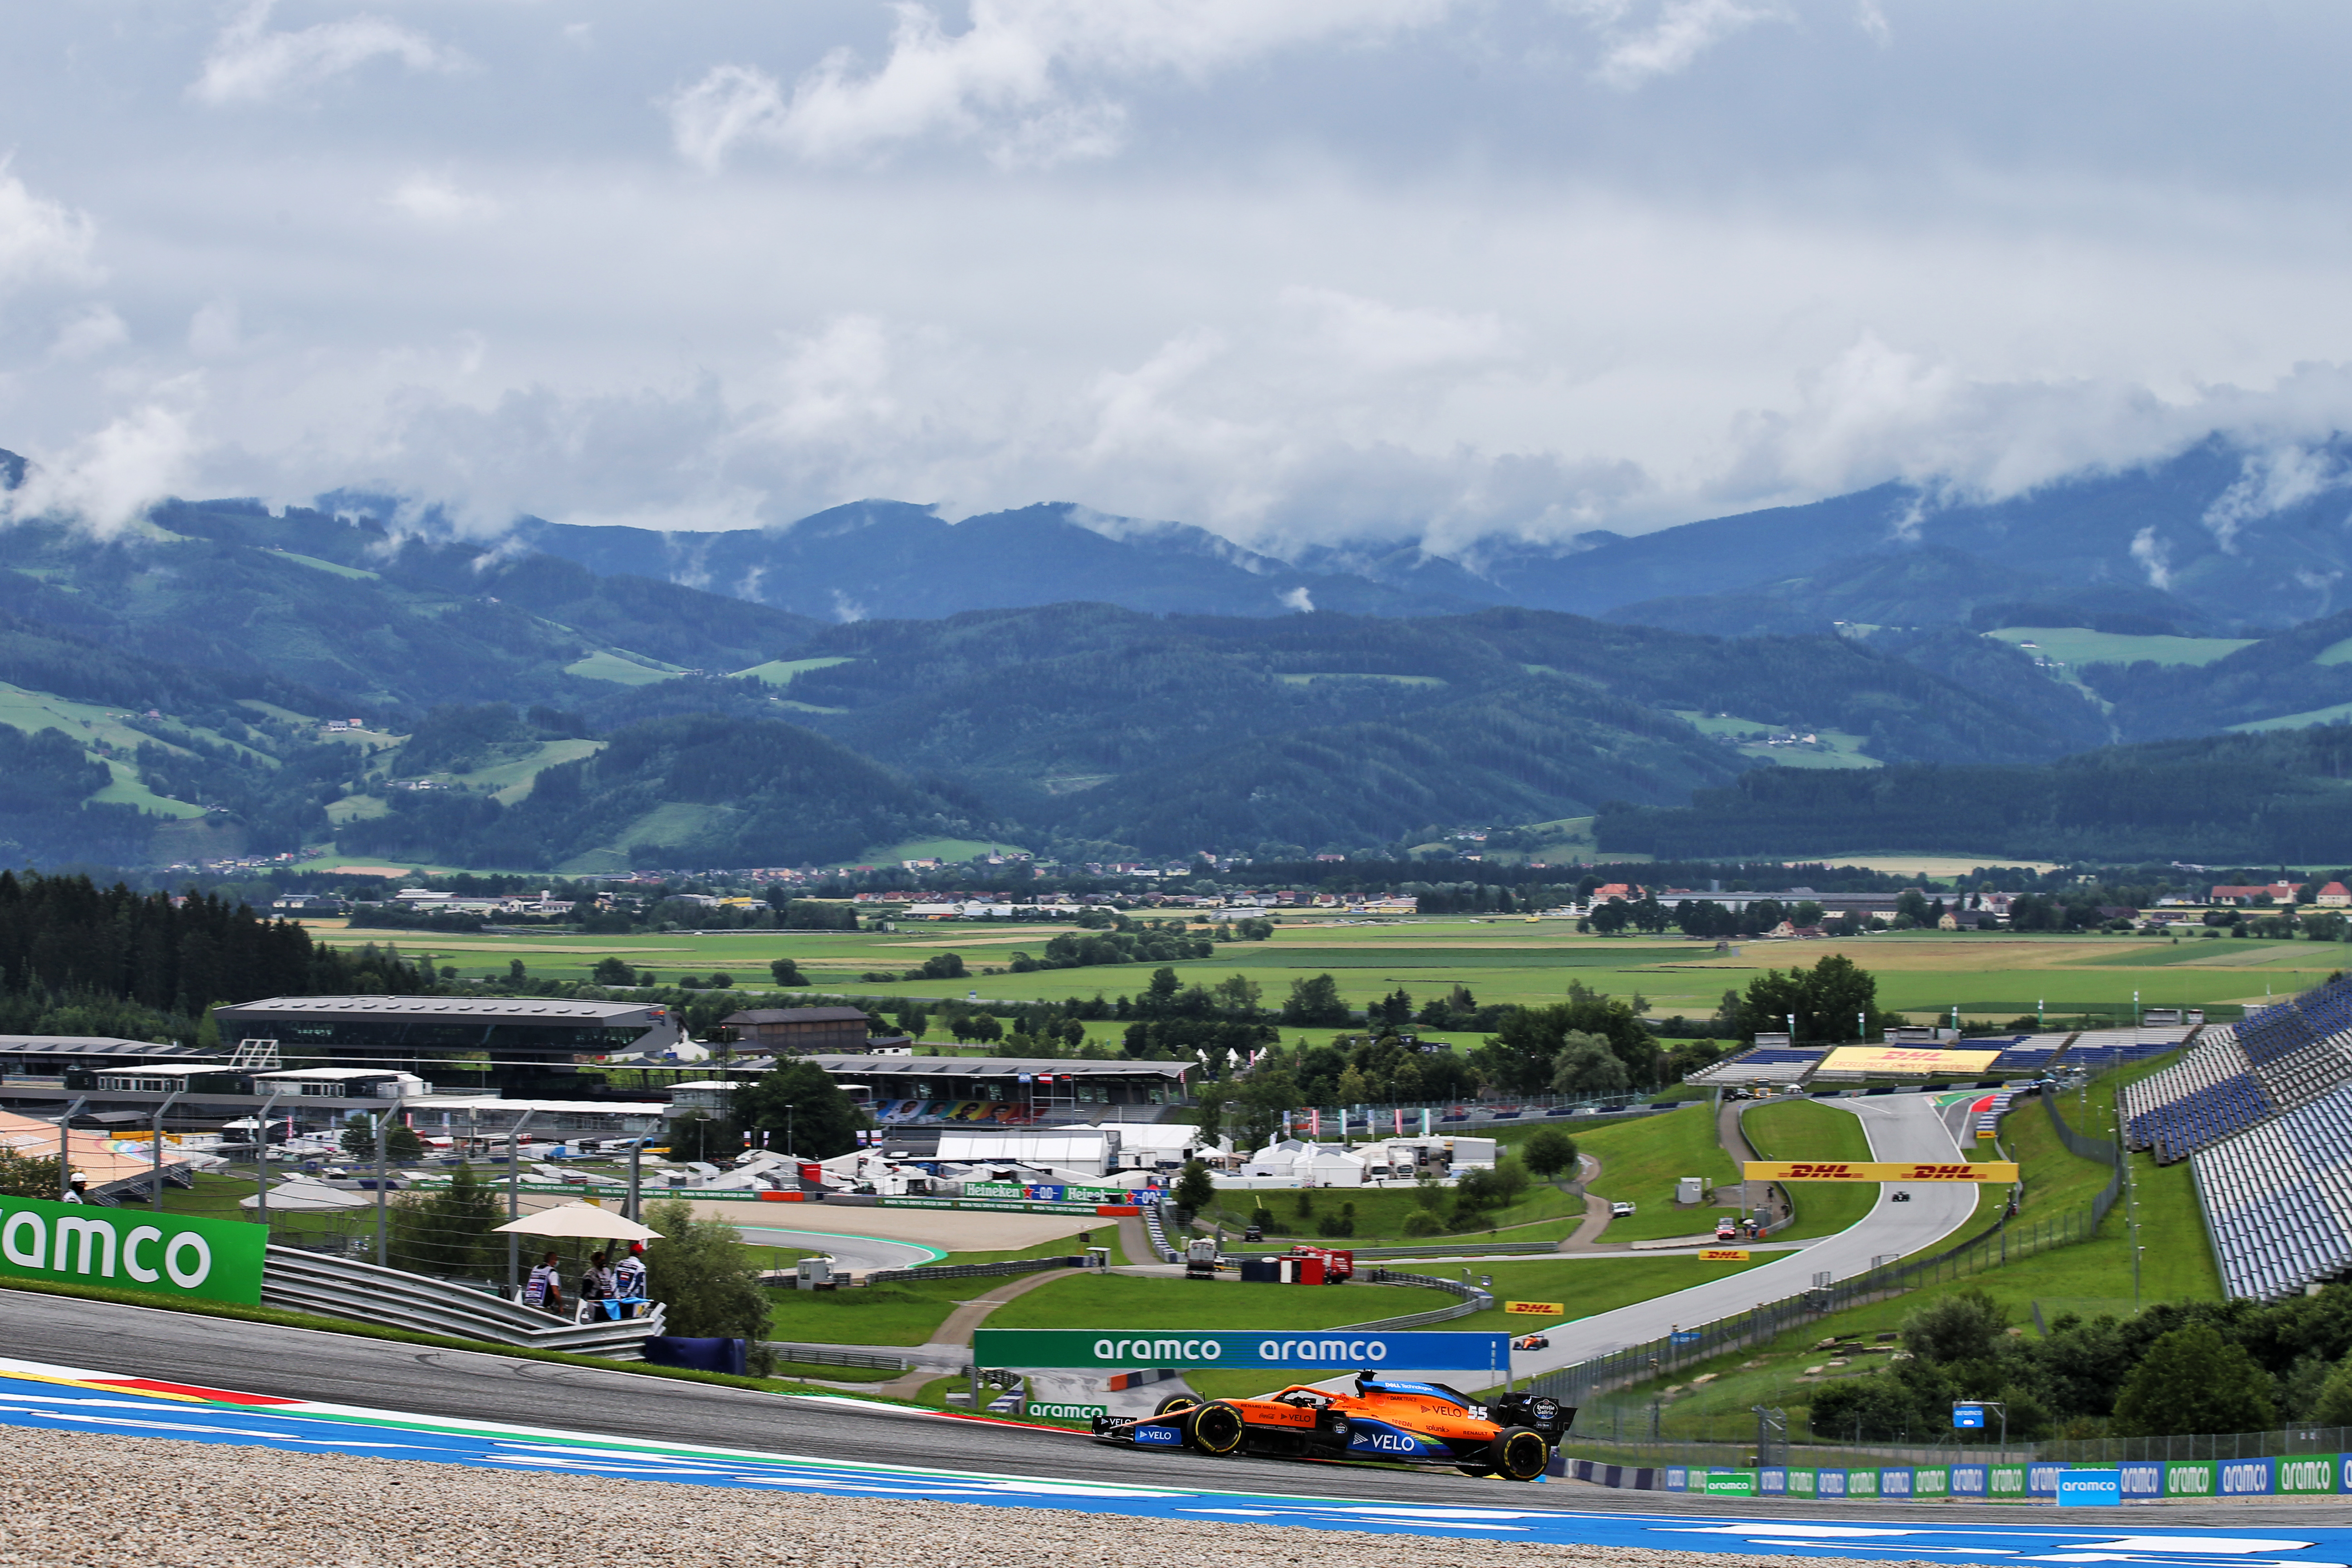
[3, 1, 2351, 552]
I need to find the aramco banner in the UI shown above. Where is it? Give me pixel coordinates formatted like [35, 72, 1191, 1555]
[973, 1329, 1512, 1374]
[0, 1194, 266, 1304]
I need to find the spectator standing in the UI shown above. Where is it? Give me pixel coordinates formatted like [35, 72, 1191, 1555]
[578, 1251, 615, 1320]
[523, 1250, 564, 1316]
[612, 1240, 649, 1310]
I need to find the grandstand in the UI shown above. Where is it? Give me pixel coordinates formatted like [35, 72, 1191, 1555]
[1685, 1046, 1824, 1086]
[2191, 1081, 2352, 1299]
[2123, 980, 2352, 1163]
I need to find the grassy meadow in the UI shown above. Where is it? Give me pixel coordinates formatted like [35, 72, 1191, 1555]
[307, 914, 2349, 1034]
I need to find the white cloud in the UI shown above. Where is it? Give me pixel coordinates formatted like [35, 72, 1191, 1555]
[3, 403, 204, 538]
[1563, 0, 1783, 89]
[1284, 288, 1508, 372]
[385, 173, 498, 223]
[49, 304, 127, 361]
[0, 167, 98, 293]
[188, 299, 241, 357]
[668, 0, 1454, 168]
[2130, 524, 2173, 590]
[191, 1, 468, 107]
[2200, 445, 2345, 553]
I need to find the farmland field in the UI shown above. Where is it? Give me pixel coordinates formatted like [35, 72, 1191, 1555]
[309, 916, 2351, 1032]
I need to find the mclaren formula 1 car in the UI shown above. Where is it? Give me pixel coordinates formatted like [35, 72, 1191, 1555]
[1089, 1372, 1571, 1481]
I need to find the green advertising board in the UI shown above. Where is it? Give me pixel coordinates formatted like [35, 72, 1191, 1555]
[1702, 1470, 1758, 1498]
[0, 1194, 265, 1304]
[1027, 1401, 1109, 1421]
[1914, 1465, 1950, 1499]
[2276, 1456, 2336, 1496]
[1847, 1468, 1881, 1499]
[1786, 1469, 1818, 1498]
[1990, 1465, 2029, 1500]
[2164, 1460, 2216, 1498]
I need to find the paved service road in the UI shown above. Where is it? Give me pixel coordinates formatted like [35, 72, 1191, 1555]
[6, 1292, 2348, 1533]
[734, 1224, 941, 1276]
[1503, 1094, 1981, 1382]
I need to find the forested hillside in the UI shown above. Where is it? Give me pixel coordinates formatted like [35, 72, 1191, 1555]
[1597, 725, 2352, 863]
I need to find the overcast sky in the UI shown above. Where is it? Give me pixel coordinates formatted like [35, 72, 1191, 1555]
[5, 1, 2352, 553]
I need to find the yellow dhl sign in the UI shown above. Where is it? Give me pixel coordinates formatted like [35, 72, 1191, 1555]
[1819, 1046, 2001, 1073]
[1505, 1300, 1566, 1316]
[1744, 1160, 2019, 1183]
[1699, 1248, 1750, 1261]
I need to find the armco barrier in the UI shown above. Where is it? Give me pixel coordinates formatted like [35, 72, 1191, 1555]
[862, 1254, 1095, 1289]
[260, 1246, 664, 1357]
[1348, 1269, 1494, 1330]
[764, 1342, 906, 1372]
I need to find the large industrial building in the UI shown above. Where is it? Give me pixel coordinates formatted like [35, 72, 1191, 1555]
[209, 995, 681, 1092]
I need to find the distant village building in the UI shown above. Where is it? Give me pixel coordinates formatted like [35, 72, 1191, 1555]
[2320, 883, 2352, 908]
[2210, 882, 2303, 906]
[721, 1006, 873, 1055]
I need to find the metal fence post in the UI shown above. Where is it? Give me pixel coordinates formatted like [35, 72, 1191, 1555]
[55, 1097, 83, 1198]
[150, 1090, 185, 1211]
[506, 1108, 539, 1297]
[252, 1091, 286, 1229]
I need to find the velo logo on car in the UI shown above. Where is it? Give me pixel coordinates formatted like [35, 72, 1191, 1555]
[972, 1329, 1514, 1372]
[0, 1194, 266, 1305]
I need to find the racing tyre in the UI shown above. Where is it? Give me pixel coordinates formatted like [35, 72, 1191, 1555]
[1186, 1400, 1247, 1456]
[1490, 1426, 1551, 1483]
[1154, 1394, 1201, 1419]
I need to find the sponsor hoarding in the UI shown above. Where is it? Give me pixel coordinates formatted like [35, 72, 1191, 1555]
[971, 1329, 1512, 1373]
[1819, 1047, 2001, 1073]
[1744, 1160, 2021, 1183]
[1702, 1470, 1758, 1498]
[1504, 1301, 1565, 1316]
[1699, 1249, 1750, 1261]
[0, 1193, 264, 1304]
[2056, 1470, 2120, 1506]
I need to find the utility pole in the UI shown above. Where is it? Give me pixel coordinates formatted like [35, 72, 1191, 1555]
[505, 1108, 539, 1298]
[150, 1090, 186, 1212]
[56, 1097, 84, 1199]
[374, 1089, 407, 1267]
[252, 1091, 287, 1228]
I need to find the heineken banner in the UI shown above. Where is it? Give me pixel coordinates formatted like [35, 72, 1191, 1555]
[973, 1328, 1511, 1374]
[0, 1194, 265, 1305]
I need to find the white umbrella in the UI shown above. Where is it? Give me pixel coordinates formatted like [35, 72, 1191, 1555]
[491, 1200, 664, 1242]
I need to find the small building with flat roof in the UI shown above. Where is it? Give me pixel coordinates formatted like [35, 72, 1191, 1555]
[210, 995, 679, 1090]
[721, 1007, 872, 1055]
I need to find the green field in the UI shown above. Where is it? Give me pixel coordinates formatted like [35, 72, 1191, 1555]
[2230, 700, 2352, 734]
[1200, 1177, 1584, 1245]
[563, 649, 686, 686]
[1986, 626, 2255, 669]
[736, 656, 855, 686]
[1573, 1104, 1738, 1241]
[1742, 1098, 1874, 1239]
[306, 919, 2342, 1029]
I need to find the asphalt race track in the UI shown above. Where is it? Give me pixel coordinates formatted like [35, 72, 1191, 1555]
[9, 1292, 2352, 1561]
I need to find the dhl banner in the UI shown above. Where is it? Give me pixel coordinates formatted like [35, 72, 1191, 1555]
[1819, 1047, 2001, 1073]
[1505, 1300, 1566, 1316]
[1744, 1161, 2020, 1182]
[1699, 1249, 1750, 1261]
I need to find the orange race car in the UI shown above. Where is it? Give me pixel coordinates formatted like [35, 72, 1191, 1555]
[1090, 1371, 1571, 1481]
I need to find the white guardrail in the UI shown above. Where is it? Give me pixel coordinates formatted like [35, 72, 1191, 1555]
[261, 1246, 665, 1358]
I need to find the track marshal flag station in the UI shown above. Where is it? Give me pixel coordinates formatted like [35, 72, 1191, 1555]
[0, 1194, 265, 1304]
[1744, 1160, 2020, 1182]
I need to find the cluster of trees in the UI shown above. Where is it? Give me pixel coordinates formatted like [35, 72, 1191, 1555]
[1731, 954, 1901, 1044]
[1810, 1286, 2352, 1441]
[1468, 980, 1665, 1095]
[1008, 922, 1217, 973]
[0, 871, 430, 1042]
